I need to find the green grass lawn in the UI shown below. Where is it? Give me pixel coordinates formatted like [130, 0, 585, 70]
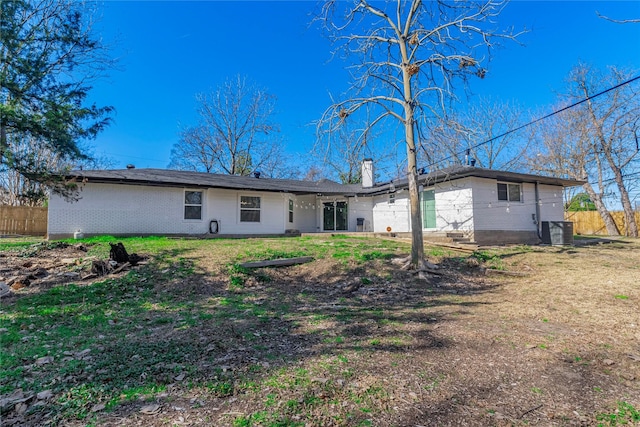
[0, 235, 410, 425]
[2, 235, 637, 427]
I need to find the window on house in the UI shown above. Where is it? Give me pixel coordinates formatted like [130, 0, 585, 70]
[288, 199, 294, 223]
[389, 193, 395, 204]
[240, 196, 261, 222]
[497, 183, 521, 202]
[184, 191, 202, 220]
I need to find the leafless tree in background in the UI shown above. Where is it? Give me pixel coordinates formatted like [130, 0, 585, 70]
[423, 98, 528, 171]
[526, 109, 621, 236]
[169, 75, 289, 177]
[596, 11, 640, 24]
[0, 137, 113, 206]
[317, 0, 521, 267]
[574, 66, 639, 236]
[314, 105, 395, 184]
[527, 65, 640, 236]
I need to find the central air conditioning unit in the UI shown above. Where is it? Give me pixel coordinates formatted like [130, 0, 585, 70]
[541, 221, 574, 246]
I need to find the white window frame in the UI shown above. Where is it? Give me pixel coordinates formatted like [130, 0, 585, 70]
[497, 182, 522, 202]
[240, 195, 261, 223]
[184, 190, 203, 220]
[288, 199, 294, 223]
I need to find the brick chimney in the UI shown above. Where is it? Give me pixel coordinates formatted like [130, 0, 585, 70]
[361, 158, 374, 188]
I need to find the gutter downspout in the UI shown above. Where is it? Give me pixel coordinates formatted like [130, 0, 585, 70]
[534, 181, 542, 240]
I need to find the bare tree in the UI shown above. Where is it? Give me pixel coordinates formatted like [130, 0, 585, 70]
[0, 136, 112, 206]
[315, 106, 395, 183]
[423, 98, 528, 171]
[526, 110, 622, 235]
[572, 65, 639, 236]
[317, 0, 520, 267]
[302, 166, 325, 182]
[596, 11, 640, 24]
[526, 65, 640, 236]
[169, 75, 287, 177]
[168, 126, 218, 173]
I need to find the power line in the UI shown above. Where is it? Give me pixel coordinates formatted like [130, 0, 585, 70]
[424, 74, 640, 170]
[591, 170, 640, 187]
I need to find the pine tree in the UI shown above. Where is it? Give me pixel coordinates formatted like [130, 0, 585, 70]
[0, 0, 112, 197]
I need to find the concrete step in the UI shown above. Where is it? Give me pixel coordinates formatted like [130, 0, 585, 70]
[452, 237, 472, 243]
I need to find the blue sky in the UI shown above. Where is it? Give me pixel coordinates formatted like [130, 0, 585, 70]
[88, 1, 640, 172]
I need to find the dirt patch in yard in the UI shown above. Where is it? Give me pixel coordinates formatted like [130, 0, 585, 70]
[1, 236, 639, 426]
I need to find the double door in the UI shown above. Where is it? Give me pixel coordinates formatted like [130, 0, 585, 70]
[323, 201, 348, 231]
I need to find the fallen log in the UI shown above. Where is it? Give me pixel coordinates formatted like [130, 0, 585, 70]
[91, 260, 111, 276]
[240, 256, 314, 269]
[111, 262, 131, 275]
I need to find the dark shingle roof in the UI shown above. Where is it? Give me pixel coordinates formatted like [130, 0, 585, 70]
[68, 168, 366, 195]
[67, 166, 583, 196]
[415, 165, 584, 188]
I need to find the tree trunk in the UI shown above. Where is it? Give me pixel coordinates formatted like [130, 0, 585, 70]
[404, 112, 424, 267]
[0, 122, 7, 166]
[582, 81, 637, 236]
[581, 183, 620, 236]
[600, 146, 638, 237]
[399, 27, 424, 268]
[613, 171, 638, 237]
[407, 165, 424, 265]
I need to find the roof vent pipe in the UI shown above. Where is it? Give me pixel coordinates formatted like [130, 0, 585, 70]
[470, 158, 476, 167]
[126, 164, 135, 169]
[253, 171, 261, 179]
[361, 158, 374, 188]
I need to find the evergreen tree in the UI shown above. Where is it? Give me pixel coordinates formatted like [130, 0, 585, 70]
[0, 0, 112, 197]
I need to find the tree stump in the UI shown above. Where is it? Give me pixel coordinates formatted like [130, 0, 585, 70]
[109, 243, 129, 263]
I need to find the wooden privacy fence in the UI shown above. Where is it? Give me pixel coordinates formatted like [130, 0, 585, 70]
[565, 210, 640, 236]
[0, 206, 48, 236]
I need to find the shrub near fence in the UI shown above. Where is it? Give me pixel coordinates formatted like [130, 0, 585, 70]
[0, 206, 48, 236]
[565, 210, 640, 236]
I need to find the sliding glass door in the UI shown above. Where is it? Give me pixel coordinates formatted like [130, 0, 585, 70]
[323, 201, 348, 231]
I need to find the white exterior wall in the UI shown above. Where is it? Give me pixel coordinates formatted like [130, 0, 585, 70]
[432, 180, 474, 232]
[370, 182, 474, 233]
[206, 188, 287, 234]
[48, 177, 568, 240]
[48, 183, 209, 237]
[537, 184, 565, 222]
[347, 196, 374, 232]
[48, 183, 296, 237]
[472, 178, 535, 231]
[371, 193, 410, 232]
[368, 177, 566, 236]
[291, 194, 317, 232]
[471, 178, 565, 231]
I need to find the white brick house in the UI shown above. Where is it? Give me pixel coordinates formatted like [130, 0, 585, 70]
[48, 164, 582, 244]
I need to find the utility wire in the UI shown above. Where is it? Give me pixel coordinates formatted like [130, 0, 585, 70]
[593, 170, 640, 187]
[424, 74, 640, 170]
